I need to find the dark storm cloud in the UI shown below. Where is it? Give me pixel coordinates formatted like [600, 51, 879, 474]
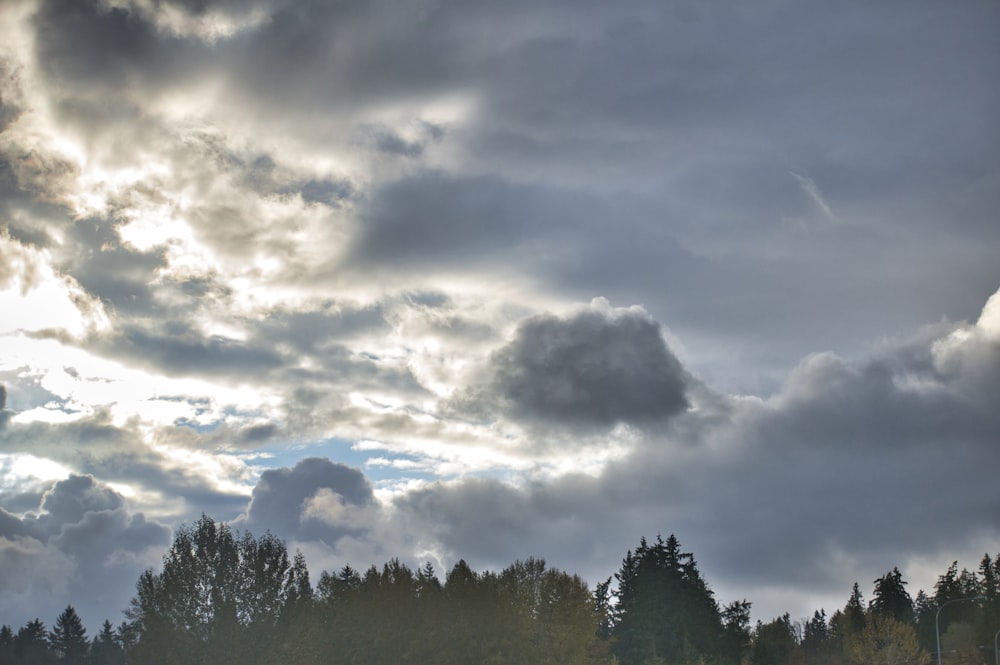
[349, 170, 624, 279]
[31, 0, 212, 94]
[352, 172, 541, 265]
[240, 457, 376, 544]
[0, 475, 171, 631]
[395, 309, 1000, 616]
[460, 304, 689, 428]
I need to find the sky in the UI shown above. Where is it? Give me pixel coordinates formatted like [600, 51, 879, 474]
[1, 0, 998, 634]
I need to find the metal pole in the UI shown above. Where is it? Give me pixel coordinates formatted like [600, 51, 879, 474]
[993, 627, 999, 665]
[935, 596, 984, 665]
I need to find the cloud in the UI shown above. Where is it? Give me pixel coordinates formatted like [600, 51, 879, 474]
[239, 457, 376, 544]
[0, 0, 998, 634]
[386, 289, 1000, 619]
[459, 300, 689, 429]
[0, 474, 170, 631]
[35, 473, 122, 526]
[790, 170, 836, 222]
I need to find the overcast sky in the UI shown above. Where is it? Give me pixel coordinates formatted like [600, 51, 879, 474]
[1, 0, 998, 634]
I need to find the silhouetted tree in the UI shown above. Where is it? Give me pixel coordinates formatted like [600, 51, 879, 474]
[801, 609, 831, 663]
[933, 561, 981, 643]
[976, 552, 1000, 651]
[870, 567, 914, 625]
[612, 534, 723, 665]
[0, 625, 13, 665]
[913, 589, 937, 650]
[125, 514, 308, 664]
[751, 613, 800, 665]
[89, 620, 124, 665]
[720, 599, 753, 665]
[49, 606, 87, 665]
[15, 619, 53, 664]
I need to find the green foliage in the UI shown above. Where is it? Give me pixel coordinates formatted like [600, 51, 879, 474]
[15, 619, 53, 664]
[293, 555, 604, 665]
[720, 599, 753, 665]
[89, 620, 125, 665]
[611, 534, 723, 665]
[751, 613, 801, 665]
[870, 567, 914, 625]
[847, 614, 928, 665]
[49, 606, 87, 665]
[17, 515, 997, 665]
[800, 609, 829, 662]
[125, 514, 310, 664]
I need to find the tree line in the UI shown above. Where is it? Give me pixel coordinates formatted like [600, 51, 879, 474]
[2, 514, 998, 664]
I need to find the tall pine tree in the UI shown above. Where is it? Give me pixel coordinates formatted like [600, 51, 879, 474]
[49, 606, 88, 665]
[870, 567, 914, 625]
[612, 534, 723, 665]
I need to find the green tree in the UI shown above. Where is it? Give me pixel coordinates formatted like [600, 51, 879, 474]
[0, 625, 14, 665]
[15, 619, 53, 664]
[49, 606, 88, 665]
[126, 514, 309, 665]
[612, 534, 723, 665]
[751, 613, 801, 665]
[870, 567, 914, 625]
[720, 599, 752, 665]
[933, 561, 981, 643]
[976, 552, 1000, 652]
[848, 614, 929, 665]
[913, 590, 936, 650]
[89, 620, 124, 665]
[801, 609, 832, 663]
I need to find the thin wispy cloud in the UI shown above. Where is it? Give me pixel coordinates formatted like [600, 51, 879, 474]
[790, 170, 837, 222]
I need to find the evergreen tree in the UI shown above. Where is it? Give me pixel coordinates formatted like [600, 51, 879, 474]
[828, 583, 867, 663]
[0, 625, 13, 665]
[612, 534, 723, 665]
[870, 567, 914, 625]
[977, 553, 1000, 652]
[49, 606, 88, 665]
[801, 609, 830, 662]
[913, 589, 937, 651]
[933, 562, 981, 637]
[89, 621, 124, 665]
[720, 599, 753, 665]
[842, 582, 866, 635]
[593, 577, 614, 641]
[415, 561, 442, 598]
[750, 614, 800, 665]
[316, 563, 362, 605]
[15, 619, 53, 664]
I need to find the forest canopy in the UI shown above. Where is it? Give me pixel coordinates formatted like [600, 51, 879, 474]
[1, 514, 997, 665]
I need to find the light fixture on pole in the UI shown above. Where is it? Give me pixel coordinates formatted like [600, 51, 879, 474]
[935, 595, 984, 665]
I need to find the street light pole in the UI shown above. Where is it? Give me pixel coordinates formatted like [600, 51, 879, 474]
[935, 596, 984, 665]
[993, 627, 999, 665]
